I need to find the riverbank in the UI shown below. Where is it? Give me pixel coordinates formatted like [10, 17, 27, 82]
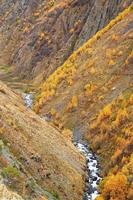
[23, 93, 101, 200]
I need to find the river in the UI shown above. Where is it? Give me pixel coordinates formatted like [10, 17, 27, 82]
[23, 93, 101, 200]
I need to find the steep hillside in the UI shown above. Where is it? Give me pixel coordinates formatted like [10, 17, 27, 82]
[0, 0, 132, 81]
[34, 5, 133, 134]
[0, 81, 85, 200]
[86, 88, 133, 200]
[0, 2, 133, 200]
[34, 5, 133, 199]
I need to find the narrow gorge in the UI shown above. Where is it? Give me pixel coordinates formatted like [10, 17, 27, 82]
[23, 93, 101, 200]
[0, 1, 133, 200]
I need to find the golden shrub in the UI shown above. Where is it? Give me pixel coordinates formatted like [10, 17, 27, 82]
[90, 67, 96, 74]
[112, 34, 119, 41]
[109, 59, 116, 66]
[117, 50, 123, 56]
[50, 108, 56, 116]
[84, 83, 95, 96]
[62, 128, 72, 141]
[67, 96, 78, 111]
[39, 32, 45, 40]
[98, 104, 112, 121]
[96, 196, 104, 200]
[113, 108, 128, 127]
[102, 173, 128, 200]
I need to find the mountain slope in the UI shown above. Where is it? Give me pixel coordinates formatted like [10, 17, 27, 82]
[33, 5, 133, 199]
[86, 88, 133, 200]
[0, 2, 133, 200]
[0, 0, 132, 81]
[0, 81, 85, 200]
[34, 4, 133, 133]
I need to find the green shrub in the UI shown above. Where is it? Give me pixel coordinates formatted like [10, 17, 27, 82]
[2, 166, 20, 178]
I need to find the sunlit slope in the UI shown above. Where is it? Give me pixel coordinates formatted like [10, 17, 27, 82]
[0, 81, 85, 200]
[34, 5, 133, 135]
[87, 89, 133, 200]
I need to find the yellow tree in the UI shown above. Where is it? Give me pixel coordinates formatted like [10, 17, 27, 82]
[102, 173, 127, 200]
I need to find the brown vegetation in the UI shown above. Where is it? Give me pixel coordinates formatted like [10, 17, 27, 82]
[0, 81, 85, 200]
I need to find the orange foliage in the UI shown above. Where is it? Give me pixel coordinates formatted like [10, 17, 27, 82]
[39, 32, 45, 40]
[84, 83, 95, 96]
[112, 34, 119, 41]
[117, 50, 123, 56]
[109, 59, 116, 66]
[102, 173, 127, 200]
[50, 108, 57, 116]
[96, 196, 104, 200]
[90, 67, 96, 74]
[33, 12, 40, 17]
[111, 149, 121, 164]
[98, 104, 112, 121]
[113, 108, 128, 127]
[62, 128, 72, 141]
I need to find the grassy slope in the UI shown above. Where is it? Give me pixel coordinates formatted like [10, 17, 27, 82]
[34, 5, 133, 200]
[0, 81, 85, 200]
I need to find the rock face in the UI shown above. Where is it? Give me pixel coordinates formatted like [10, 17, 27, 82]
[0, 0, 132, 80]
[0, 81, 85, 200]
